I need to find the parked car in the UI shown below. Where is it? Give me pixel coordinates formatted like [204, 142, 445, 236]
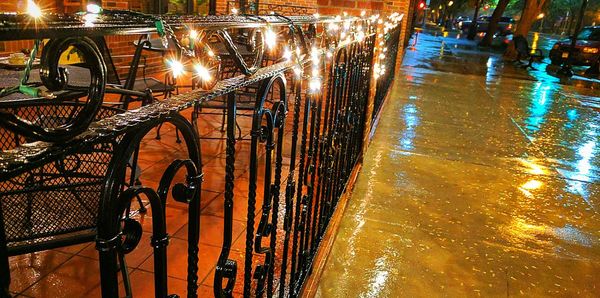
[549, 26, 600, 66]
[460, 16, 515, 35]
[454, 16, 470, 31]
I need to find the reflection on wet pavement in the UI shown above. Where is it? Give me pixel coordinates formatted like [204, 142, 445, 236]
[314, 30, 600, 297]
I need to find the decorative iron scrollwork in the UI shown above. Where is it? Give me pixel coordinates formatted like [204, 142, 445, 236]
[0, 36, 106, 142]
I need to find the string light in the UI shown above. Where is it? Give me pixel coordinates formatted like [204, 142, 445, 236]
[343, 20, 351, 30]
[194, 63, 212, 82]
[27, 0, 43, 18]
[282, 47, 292, 61]
[328, 22, 339, 32]
[189, 29, 199, 40]
[309, 77, 321, 92]
[356, 31, 365, 42]
[265, 25, 277, 50]
[83, 13, 99, 27]
[168, 59, 185, 79]
[311, 46, 320, 65]
[86, 3, 102, 14]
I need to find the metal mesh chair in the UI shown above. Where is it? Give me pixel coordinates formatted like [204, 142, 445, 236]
[0, 102, 135, 296]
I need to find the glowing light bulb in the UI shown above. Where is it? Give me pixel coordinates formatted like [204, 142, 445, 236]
[356, 31, 365, 42]
[86, 3, 102, 14]
[311, 46, 320, 65]
[83, 13, 99, 27]
[361, 10, 366, 17]
[282, 47, 292, 61]
[326, 50, 333, 58]
[314, 13, 320, 19]
[231, 8, 238, 15]
[189, 29, 199, 40]
[168, 59, 185, 78]
[27, 0, 43, 18]
[195, 63, 212, 81]
[265, 26, 277, 50]
[309, 77, 321, 92]
[207, 49, 215, 57]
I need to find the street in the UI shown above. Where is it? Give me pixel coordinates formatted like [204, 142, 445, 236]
[314, 29, 600, 297]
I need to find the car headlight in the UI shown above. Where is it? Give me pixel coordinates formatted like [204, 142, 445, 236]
[582, 47, 599, 54]
[552, 44, 559, 50]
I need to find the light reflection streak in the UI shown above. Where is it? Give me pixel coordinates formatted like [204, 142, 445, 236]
[399, 102, 419, 151]
[524, 82, 554, 134]
[559, 140, 596, 205]
[362, 257, 389, 297]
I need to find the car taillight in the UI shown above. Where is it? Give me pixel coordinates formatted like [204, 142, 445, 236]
[582, 47, 599, 54]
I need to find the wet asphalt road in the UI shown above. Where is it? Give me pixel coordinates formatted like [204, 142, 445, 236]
[313, 29, 600, 297]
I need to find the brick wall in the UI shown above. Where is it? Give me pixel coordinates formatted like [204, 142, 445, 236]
[1, 0, 416, 74]
[317, 0, 384, 16]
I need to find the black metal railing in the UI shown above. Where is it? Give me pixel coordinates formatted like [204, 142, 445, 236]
[0, 10, 402, 298]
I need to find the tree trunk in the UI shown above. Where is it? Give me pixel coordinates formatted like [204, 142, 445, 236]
[504, 0, 547, 59]
[467, 0, 483, 40]
[479, 0, 510, 47]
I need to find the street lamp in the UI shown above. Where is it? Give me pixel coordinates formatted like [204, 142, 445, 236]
[448, 1, 453, 6]
[537, 13, 545, 32]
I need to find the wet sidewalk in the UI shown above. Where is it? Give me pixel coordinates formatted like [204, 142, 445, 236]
[313, 30, 600, 297]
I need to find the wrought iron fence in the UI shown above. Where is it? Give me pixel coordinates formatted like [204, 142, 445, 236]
[0, 9, 402, 298]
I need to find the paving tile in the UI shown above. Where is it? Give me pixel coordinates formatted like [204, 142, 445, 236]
[138, 238, 222, 283]
[22, 255, 103, 297]
[8, 251, 72, 294]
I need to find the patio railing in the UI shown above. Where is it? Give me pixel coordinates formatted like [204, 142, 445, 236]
[0, 10, 402, 298]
